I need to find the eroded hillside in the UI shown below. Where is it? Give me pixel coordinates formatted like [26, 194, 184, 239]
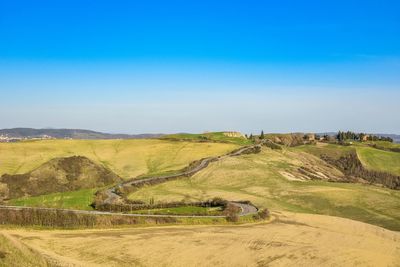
[0, 156, 121, 200]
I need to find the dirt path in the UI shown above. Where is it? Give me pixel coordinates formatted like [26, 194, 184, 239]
[233, 202, 258, 215]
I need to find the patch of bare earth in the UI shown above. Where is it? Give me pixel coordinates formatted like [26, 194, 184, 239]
[279, 171, 305, 181]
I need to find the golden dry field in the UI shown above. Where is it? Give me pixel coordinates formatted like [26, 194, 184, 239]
[1, 211, 399, 267]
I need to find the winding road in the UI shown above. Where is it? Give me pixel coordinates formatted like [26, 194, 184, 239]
[102, 144, 261, 206]
[1, 144, 261, 219]
[0, 201, 257, 218]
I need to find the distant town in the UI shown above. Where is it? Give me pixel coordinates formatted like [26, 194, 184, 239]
[0, 134, 60, 142]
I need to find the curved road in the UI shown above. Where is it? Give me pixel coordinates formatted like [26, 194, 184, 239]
[103, 144, 261, 205]
[0, 202, 258, 218]
[1, 144, 261, 219]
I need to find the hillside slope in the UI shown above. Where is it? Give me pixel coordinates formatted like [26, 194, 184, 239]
[130, 147, 400, 230]
[0, 156, 121, 200]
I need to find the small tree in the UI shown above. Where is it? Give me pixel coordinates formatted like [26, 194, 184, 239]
[258, 208, 270, 220]
[260, 130, 265, 139]
[224, 203, 240, 222]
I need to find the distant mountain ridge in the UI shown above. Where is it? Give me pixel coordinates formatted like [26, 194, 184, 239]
[0, 128, 163, 140]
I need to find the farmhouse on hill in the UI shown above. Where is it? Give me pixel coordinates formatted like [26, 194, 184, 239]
[223, 131, 245, 138]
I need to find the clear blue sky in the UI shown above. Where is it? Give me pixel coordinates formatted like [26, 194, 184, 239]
[1, 1, 399, 134]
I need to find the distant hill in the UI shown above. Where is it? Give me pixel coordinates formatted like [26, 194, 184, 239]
[161, 132, 252, 145]
[0, 128, 163, 140]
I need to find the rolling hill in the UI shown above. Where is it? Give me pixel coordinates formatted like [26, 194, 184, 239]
[0, 156, 121, 200]
[129, 144, 400, 230]
[2, 137, 400, 230]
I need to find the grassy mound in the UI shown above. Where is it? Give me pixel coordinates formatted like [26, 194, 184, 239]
[0, 156, 121, 199]
[265, 133, 306, 146]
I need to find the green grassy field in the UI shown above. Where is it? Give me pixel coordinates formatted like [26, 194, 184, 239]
[8, 188, 98, 210]
[0, 139, 238, 179]
[129, 148, 400, 230]
[162, 132, 252, 145]
[296, 142, 400, 176]
[355, 146, 400, 175]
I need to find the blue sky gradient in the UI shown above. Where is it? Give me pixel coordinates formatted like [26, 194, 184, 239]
[1, 1, 399, 134]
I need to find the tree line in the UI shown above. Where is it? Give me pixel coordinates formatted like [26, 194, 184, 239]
[94, 198, 229, 213]
[245, 130, 394, 143]
[336, 131, 393, 142]
[321, 152, 400, 190]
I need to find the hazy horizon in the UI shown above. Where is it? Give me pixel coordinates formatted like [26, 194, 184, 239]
[1, 1, 399, 134]
[1, 127, 400, 137]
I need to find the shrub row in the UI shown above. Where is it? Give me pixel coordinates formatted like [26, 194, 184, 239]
[252, 209, 270, 220]
[0, 207, 177, 228]
[368, 143, 400, 153]
[94, 198, 228, 213]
